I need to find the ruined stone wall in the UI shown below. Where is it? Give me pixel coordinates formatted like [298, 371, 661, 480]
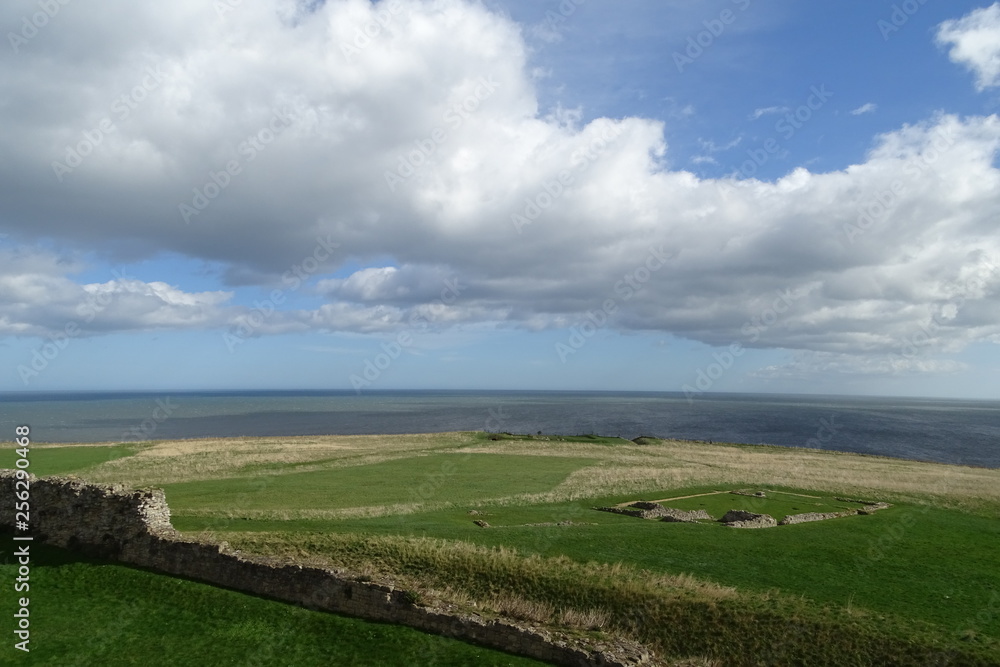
[0, 471, 649, 667]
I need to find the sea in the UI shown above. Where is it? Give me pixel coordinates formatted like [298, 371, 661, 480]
[1, 390, 998, 469]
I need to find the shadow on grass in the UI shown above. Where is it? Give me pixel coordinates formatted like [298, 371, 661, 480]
[0, 531, 547, 666]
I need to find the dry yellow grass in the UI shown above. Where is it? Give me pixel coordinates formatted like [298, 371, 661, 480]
[72, 432, 473, 486]
[50, 432, 1000, 515]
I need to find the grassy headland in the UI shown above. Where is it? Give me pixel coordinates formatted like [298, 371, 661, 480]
[6, 432, 1000, 665]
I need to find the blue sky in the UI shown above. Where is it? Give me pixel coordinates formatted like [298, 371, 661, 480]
[1, 0, 999, 398]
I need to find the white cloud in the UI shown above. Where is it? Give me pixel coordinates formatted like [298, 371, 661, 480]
[318, 264, 466, 306]
[697, 137, 742, 153]
[0, 0, 998, 379]
[0, 248, 234, 336]
[937, 2, 1000, 91]
[749, 106, 788, 120]
[850, 103, 877, 116]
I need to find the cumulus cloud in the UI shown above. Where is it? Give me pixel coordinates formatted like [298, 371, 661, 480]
[1, 0, 999, 378]
[319, 265, 456, 305]
[936, 2, 1000, 91]
[0, 248, 234, 336]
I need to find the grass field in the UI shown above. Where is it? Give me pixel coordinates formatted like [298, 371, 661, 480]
[0, 534, 545, 666]
[0, 443, 138, 477]
[175, 487, 999, 637]
[8, 432, 1000, 665]
[161, 453, 596, 516]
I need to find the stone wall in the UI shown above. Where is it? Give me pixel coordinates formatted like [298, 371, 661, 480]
[778, 511, 856, 526]
[718, 510, 777, 528]
[596, 502, 711, 523]
[0, 471, 651, 667]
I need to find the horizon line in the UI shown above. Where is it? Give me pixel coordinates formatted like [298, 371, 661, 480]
[0, 388, 996, 403]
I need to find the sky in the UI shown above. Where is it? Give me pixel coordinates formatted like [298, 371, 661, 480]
[0, 0, 999, 398]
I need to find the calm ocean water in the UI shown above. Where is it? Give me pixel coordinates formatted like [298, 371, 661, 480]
[1, 391, 998, 468]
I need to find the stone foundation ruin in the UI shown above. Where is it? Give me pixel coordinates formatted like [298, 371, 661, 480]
[596, 494, 892, 530]
[718, 510, 777, 529]
[595, 501, 711, 523]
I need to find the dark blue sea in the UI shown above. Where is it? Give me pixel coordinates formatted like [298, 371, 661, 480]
[1, 391, 998, 468]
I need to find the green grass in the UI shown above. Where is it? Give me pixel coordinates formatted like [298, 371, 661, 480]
[161, 453, 596, 513]
[0, 444, 139, 477]
[181, 486, 1000, 641]
[0, 533, 545, 666]
[11, 433, 1000, 664]
[225, 530, 999, 666]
